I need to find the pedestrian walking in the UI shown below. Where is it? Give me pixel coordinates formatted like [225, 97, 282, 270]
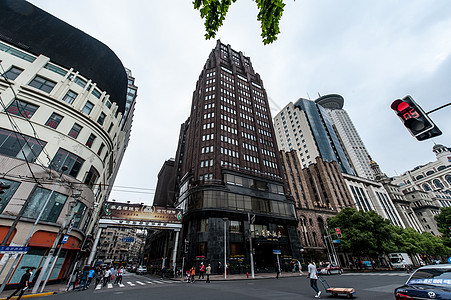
[217, 261, 222, 274]
[206, 264, 211, 283]
[86, 267, 95, 288]
[95, 267, 103, 286]
[190, 266, 196, 283]
[7, 268, 32, 300]
[114, 266, 124, 285]
[103, 268, 111, 287]
[78, 267, 89, 291]
[67, 269, 79, 291]
[29, 267, 41, 289]
[307, 261, 321, 298]
[198, 262, 205, 280]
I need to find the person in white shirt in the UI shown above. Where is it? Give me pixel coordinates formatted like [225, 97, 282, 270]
[307, 261, 321, 298]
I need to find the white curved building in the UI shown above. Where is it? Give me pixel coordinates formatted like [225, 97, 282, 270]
[0, 1, 136, 285]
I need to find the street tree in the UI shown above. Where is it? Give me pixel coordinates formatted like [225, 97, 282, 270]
[435, 207, 451, 247]
[193, 0, 286, 44]
[327, 208, 395, 257]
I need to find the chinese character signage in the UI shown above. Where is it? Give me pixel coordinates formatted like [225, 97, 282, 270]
[101, 202, 182, 224]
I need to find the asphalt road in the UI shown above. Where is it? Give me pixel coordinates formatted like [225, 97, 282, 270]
[32, 271, 410, 300]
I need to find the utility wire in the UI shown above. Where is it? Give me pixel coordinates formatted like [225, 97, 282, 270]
[0, 63, 53, 166]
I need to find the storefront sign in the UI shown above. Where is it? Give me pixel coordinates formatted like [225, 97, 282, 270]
[0, 246, 29, 254]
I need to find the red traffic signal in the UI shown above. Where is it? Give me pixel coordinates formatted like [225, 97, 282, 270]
[391, 96, 442, 141]
[335, 227, 342, 238]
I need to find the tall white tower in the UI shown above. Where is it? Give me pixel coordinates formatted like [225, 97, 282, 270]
[316, 95, 374, 180]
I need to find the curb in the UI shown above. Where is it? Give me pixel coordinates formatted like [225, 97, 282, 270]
[0, 292, 55, 300]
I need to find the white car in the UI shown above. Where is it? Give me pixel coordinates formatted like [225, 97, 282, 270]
[136, 265, 147, 275]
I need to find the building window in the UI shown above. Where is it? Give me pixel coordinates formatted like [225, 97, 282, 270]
[45, 113, 63, 129]
[433, 179, 444, 189]
[62, 90, 78, 104]
[0, 127, 46, 163]
[28, 75, 56, 93]
[422, 183, 431, 192]
[72, 201, 87, 229]
[82, 101, 94, 115]
[229, 220, 242, 233]
[68, 123, 82, 139]
[86, 133, 96, 148]
[107, 123, 113, 133]
[199, 219, 209, 232]
[23, 187, 67, 223]
[50, 148, 85, 178]
[97, 112, 106, 125]
[6, 99, 38, 119]
[97, 143, 105, 156]
[84, 166, 100, 189]
[0, 178, 20, 214]
[2, 66, 23, 81]
[91, 89, 101, 99]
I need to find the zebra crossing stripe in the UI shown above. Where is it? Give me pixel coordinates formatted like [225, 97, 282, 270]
[136, 281, 146, 285]
[118, 283, 125, 287]
[146, 281, 155, 284]
[107, 283, 113, 289]
[95, 284, 102, 290]
[152, 280, 165, 284]
[127, 282, 136, 286]
[160, 280, 174, 284]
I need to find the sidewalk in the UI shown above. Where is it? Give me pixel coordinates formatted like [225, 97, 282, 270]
[174, 271, 305, 282]
[0, 283, 68, 300]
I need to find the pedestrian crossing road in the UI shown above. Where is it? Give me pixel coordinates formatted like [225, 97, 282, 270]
[342, 272, 410, 276]
[95, 279, 180, 290]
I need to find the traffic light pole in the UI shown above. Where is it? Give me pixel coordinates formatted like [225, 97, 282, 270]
[426, 102, 451, 115]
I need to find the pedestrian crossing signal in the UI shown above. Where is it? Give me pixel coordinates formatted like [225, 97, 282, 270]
[335, 228, 342, 238]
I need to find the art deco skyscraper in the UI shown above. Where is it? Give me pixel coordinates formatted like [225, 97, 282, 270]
[174, 41, 301, 272]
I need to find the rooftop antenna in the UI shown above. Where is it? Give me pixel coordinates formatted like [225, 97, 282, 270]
[318, 92, 321, 98]
[307, 93, 311, 100]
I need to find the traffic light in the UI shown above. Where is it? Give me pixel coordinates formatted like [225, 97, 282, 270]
[391, 96, 442, 141]
[335, 228, 342, 238]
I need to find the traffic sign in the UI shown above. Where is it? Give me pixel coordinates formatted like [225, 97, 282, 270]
[121, 237, 135, 243]
[448, 257, 451, 264]
[61, 235, 69, 244]
[273, 250, 281, 255]
[332, 240, 341, 243]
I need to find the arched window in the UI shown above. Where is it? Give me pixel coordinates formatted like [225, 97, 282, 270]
[446, 175, 451, 185]
[438, 165, 446, 171]
[433, 179, 444, 189]
[426, 170, 435, 176]
[416, 175, 424, 180]
[422, 183, 432, 191]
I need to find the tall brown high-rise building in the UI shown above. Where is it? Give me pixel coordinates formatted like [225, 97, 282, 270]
[174, 41, 301, 273]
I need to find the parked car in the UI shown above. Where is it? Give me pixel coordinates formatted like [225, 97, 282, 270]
[394, 264, 451, 300]
[389, 253, 413, 270]
[136, 265, 147, 275]
[318, 263, 343, 275]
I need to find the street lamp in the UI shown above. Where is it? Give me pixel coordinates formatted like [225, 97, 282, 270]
[223, 217, 228, 279]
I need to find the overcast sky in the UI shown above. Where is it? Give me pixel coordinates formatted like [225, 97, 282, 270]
[29, 0, 451, 205]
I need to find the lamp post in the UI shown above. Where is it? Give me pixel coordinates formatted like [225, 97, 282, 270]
[248, 213, 255, 279]
[223, 217, 228, 279]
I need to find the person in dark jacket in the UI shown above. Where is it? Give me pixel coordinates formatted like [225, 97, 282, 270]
[29, 267, 41, 289]
[6, 268, 32, 300]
